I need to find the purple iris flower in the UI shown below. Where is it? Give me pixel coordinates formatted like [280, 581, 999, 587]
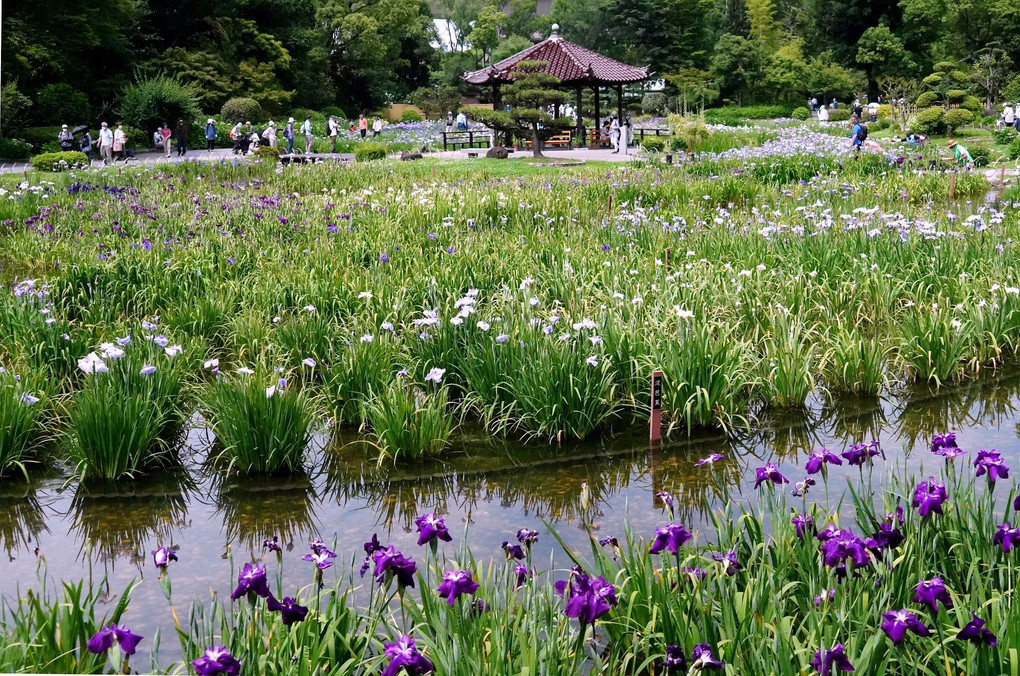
[810, 644, 855, 674]
[437, 569, 480, 605]
[152, 546, 178, 570]
[555, 567, 618, 626]
[192, 645, 242, 676]
[711, 551, 742, 576]
[262, 536, 282, 553]
[379, 253, 389, 263]
[814, 588, 836, 606]
[267, 594, 309, 625]
[841, 441, 882, 466]
[656, 491, 675, 511]
[792, 513, 814, 539]
[695, 453, 724, 466]
[513, 563, 532, 590]
[371, 546, 417, 589]
[308, 538, 336, 557]
[517, 528, 539, 547]
[805, 447, 842, 474]
[414, 512, 453, 547]
[87, 624, 143, 655]
[1015, 494, 1020, 512]
[881, 609, 931, 644]
[360, 533, 385, 576]
[914, 577, 952, 613]
[974, 449, 1010, 482]
[303, 550, 335, 569]
[662, 643, 687, 673]
[993, 522, 1020, 552]
[792, 477, 816, 497]
[691, 643, 726, 670]
[868, 522, 905, 552]
[820, 528, 872, 569]
[931, 432, 958, 455]
[501, 541, 525, 560]
[649, 523, 693, 555]
[912, 477, 948, 517]
[231, 562, 270, 600]
[681, 566, 707, 581]
[753, 463, 789, 489]
[381, 635, 434, 676]
[599, 535, 620, 549]
[957, 613, 998, 646]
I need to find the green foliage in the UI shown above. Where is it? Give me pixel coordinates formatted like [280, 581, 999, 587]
[1009, 138, 1020, 161]
[911, 107, 946, 135]
[1003, 74, 1020, 103]
[995, 127, 1018, 145]
[792, 106, 810, 120]
[290, 108, 324, 123]
[117, 77, 200, 136]
[254, 145, 281, 159]
[363, 382, 453, 463]
[827, 108, 852, 121]
[220, 98, 264, 124]
[30, 151, 89, 172]
[943, 108, 974, 133]
[703, 105, 795, 121]
[946, 89, 967, 104]
[0, 373, 47, 477]
[961, 95, 984, 116]
[666, 114, 713, 151]
[968, 144, 990, 168]
[0, 138, 32, 159]
[401, 109, 424, 123]
[641, 93, 668, 115]
[0, 82, 32, 139]
[32, 84, 90, 126]
[354, 142, 387, 162]
[915, 91, 941, 108]
[410, 85, 461, 119]
[202, 375, 312, 474]
[640, 136, 666, 152]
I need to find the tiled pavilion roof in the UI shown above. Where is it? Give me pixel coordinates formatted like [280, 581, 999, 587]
[462, 29, 651, 86]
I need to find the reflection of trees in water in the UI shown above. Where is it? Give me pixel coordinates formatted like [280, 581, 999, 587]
[736, 409, 825, 462]
[645, 439, 743, 525]
[0, 481, 50, 561]
[817, 396, 889, 450]
[68, 472, 193, 568]
[214, 472, 318, 554]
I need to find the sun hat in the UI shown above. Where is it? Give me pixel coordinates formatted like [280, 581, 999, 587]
[62, 124, 68, 129]
[947, 140, 957, 148]
[288, 117, 295, 123]
[207, 118, 214, 124]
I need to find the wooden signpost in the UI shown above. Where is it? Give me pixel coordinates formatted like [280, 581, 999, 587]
[650, 370, 663, 444]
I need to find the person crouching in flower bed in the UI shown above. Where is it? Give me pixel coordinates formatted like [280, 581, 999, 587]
[942, 140, 974, 170]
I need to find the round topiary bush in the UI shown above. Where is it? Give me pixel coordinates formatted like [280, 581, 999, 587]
[921, 75, 943, 89]
[290, 108, 325, 123]
[401, 109, 423, 123]
[943, 109, 974, 133]
[792, 106, 810, 120]
[31, 151, 89, 172]
[1010, 137, 1020, 161]
[321, 106, 346, 120]
[220, 98, 264, 124]
[642, 93, 668, 116]
[946, 89, 967, 104]
[915, 92, 941, 108]
[254, 145, 281, 159]
[961, 96, 984, 116]
[640, 136, 666, 152]
[354, 142, 387, 161]
[911, 107, 946, 135]
[828, 109, 852, 122]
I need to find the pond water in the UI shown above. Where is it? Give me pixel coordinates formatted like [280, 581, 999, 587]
[3, 367, 1020, 668]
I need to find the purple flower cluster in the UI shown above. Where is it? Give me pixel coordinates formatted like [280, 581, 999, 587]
[415, 512, 453, 547]
[974, 449, 1010, 482]
[912, 477, 949, 517]
[649, 523, 693, 555]
[555, 566, 618, 626]
[436, 569, 480, 605]
[193, 645, 241, 676]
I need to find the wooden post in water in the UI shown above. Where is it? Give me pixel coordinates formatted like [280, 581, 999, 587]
[665, 248, 671, 273]
[650, 370, 663, 445]
[949, 173, 956, 200]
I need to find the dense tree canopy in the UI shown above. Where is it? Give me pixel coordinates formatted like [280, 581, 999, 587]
[4, 0, 1020, 128]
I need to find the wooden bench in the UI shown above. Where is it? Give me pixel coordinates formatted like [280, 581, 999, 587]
[589, 130, 612, 148]
[524, 132, 573, 149]
[442, 132, 490, 150]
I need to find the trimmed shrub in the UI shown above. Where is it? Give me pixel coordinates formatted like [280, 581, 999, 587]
[911, 107, 946, 135]
[946, 89, 967, 104]
[31, 151, 89, 172]
[290, 108, 324, 123]
[943, 108, 974, 133]
[915, 91, 941, 108]
[877, 104, 892, 119]
[400, 109, 423, 123]
[961, 96, 984, 116]
[1009, 137, 1020, 161]
[969, 144, 990, 168]
[254, 145, 281, 159]
[792, 106, 810, 120]
[33, 84, 90, 127]
[0, 138, 32, 159]
[118, 77, 200, 135]
[321, 106, 346, 120]
[869, 120, 889, 132]
[642, 93, 668, 116]
[640, 136, 666, 152]
[934, 61, 957, 73]
[220, 98, 263, 124]
[995, 127, 1018, 145]
[828, 108, 851, 121]
[354, 142, 387, 162]
[921, 74, 943, 88]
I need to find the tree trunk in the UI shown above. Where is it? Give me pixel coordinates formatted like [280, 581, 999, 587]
[531, 124, 543, 158]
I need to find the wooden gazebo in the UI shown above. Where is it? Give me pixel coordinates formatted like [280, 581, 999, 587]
[462, 25, 651, 146]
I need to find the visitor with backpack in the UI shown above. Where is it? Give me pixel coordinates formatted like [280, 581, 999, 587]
[58, 125, 75, 151]
[850, 116, 867, 150]
[80, 129, 94, 159]
[284, 117, 296, 153]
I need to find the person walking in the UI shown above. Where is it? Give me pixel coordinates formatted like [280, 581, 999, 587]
[58, 124, 75, 151]
[98, 122, 115, 164]
[818, 105, 829, 125]
[1002, 103, 1015, 129]
[300, 115, 314, 153]
[160, 123, 172, 158]
[80, 128, 94, 160]
[328, 115, 339, 152]
[372, 116, 383, 137]
[456, 111, 467, 130]
[230, 122, 243, 154]
[285, 117, 296, 153]
[867, 100, 879, 122]
[205, 119, 217, 152]
[445, 112, 454, 133]
[175, 119, 189, 157]
[113, 123, 127, 161]
[609, 115, 620, 153]
[358, 114, 368, 139]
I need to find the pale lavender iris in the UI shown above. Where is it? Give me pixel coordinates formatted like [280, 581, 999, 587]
[695, 453, 724, 466]
[152, 546, 178, 570]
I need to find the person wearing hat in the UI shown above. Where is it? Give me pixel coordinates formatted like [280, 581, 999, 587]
[1002, 102, 1015, 129]
[205, 119, 218, 152]
[284, 117, 296, 154]
[98, 122, 115, 164]
[113, 123, 127, 161]
[262, 120, 278, 148]
[944, 140, 974, 169]
[300, 115, 314, 153]
[58, 124, 75, 151]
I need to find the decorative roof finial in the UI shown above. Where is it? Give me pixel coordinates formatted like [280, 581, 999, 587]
[550, 24, 561, 40]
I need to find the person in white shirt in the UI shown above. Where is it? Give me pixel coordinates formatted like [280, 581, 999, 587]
[98, 122, 114, 164]
[818, 105, 829, 125]
[372, 117, 383, 137]
[609, 116, 620, 153]
[300, 116, 314, 153]
[328, 116, 339, 152]
[867, 101, 879, 122]
[1003, 103, 1015, 127]
[113, 124, 127, 161]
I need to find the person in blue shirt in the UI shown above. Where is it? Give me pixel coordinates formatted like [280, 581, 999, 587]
[205, 119, 217, 152]
[850, 116, 865, 150]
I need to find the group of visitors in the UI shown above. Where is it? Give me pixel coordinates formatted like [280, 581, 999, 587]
[67, 122, 133, 165]
[600, 115, 631, 153]
[151, 120, 199, 158]
[1001, 103, 1020, 133]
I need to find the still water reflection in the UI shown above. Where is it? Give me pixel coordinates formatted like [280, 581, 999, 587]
[2, 367, 1020, 667]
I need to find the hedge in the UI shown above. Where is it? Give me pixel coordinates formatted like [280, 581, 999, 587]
[703, 104, 796, 121]
[31, 151, 89, 171]
[354, 142, 387, 162]
[640, 136, 666, 152]
[0, 138, 33, 159]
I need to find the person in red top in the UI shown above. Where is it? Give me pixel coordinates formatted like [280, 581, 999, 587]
[358, 114, 368, 139]
[160, 123, 172, 158]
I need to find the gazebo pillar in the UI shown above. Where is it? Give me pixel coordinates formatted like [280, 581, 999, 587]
[575, 86, 584, 147]
[593, 85, 601, 138]
[617, 84, 625, 152]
